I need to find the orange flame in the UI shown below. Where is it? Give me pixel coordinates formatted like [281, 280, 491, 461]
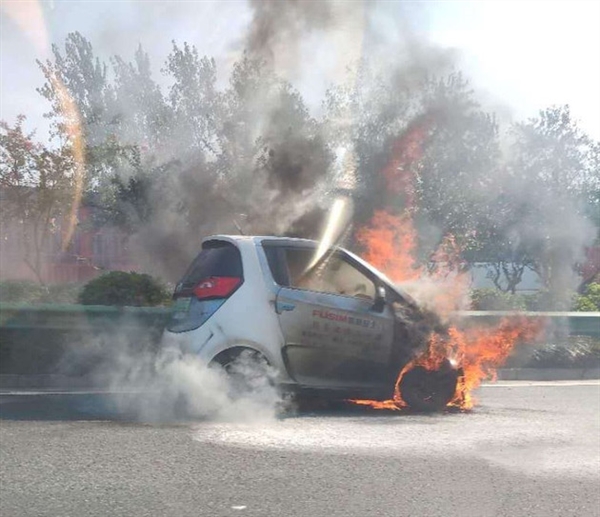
[352, 316, 546, 411]
[355, 211, 422, 282]
[446, 317, 545, 408]
[351, 115, 546, 411]
[382, 116, 430, 205]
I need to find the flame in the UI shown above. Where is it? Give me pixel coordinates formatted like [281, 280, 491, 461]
[352, 316, 546, 411]
[355, 210, 422, 282]
[353, 206, 545, 411]
[445, 317, 545, 408]
[382, 116, 431, 205]
[350, 399, 401, 411]
[351, 115, 546, 412]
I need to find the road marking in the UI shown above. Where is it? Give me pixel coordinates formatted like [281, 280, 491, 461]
[481, 380, 599, 387]
[0, 389, 149, 396]
[1, 380, 598, 396]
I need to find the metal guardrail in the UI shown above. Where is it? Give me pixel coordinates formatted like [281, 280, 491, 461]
[456, 311, 600, 337]
[0, 304, 173, 375]
[0, 304, 597, 336]
[0, 303, 173, 330]
[0, 305, 597, 377]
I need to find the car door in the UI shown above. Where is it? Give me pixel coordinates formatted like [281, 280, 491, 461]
[264, 244, 395, 388]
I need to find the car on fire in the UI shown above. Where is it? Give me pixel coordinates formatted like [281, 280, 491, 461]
[163, 235, 462, 411]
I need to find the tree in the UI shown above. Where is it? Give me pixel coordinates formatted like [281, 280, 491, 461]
[163, 41, 222, 157]
[37, 32, 115, 147]
[0, 117, 74, 284]
[324, 69, 501, 267]
[112, 45, 171, 149]
[486, 106, 599, 298]
[416, 75, 499, 239]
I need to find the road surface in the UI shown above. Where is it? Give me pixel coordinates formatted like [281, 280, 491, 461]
[1, 381, 599, 517]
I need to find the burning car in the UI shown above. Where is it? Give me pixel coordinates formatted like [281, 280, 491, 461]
[163, 235, 462, 411]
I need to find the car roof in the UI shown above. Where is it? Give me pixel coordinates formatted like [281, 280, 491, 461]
[202, 235, 319, 247]
[202, 235, 419, 307]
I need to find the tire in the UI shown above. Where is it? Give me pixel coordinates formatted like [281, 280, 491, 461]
[213, 348, 274, 397]
[399, 360, 459, 412]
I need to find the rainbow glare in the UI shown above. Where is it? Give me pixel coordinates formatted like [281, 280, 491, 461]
[1, 0, 85, 251]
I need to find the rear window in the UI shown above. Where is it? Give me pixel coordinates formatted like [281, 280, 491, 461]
[176, 241, 242, 291]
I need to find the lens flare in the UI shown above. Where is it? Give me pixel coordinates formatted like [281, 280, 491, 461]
[1, 0, 86, 251]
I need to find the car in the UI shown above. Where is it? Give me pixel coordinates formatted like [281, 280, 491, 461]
[162, 235, 461, 411]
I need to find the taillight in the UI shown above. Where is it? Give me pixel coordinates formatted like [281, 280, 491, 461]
[192, 276, 241, 300]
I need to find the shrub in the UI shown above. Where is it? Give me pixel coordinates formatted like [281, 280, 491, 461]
[527, 337, 600, 368]
[0, 280, 45, 303]
[470, 288, 527, 311]
[573, 283, 600, 312]
[78, 271, 170, 307]
[0, 280, 82, 304]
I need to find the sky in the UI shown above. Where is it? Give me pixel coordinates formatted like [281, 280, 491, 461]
[1, 0, 599, 140]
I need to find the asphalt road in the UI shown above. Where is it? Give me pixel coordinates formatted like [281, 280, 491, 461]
[1, 381, 599, 517]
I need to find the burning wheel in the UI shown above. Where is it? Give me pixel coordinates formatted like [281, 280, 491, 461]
[399, 360, 460, 412]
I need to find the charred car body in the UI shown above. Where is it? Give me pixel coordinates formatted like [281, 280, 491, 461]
[163, 235, 461, 411]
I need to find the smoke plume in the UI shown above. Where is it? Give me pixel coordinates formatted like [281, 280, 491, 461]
[60, 321, 283, 422]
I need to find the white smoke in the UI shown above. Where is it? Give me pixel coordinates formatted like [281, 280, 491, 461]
[62, 323, 284, 423]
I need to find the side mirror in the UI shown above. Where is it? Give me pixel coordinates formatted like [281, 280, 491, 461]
[372, 286, 386, 313]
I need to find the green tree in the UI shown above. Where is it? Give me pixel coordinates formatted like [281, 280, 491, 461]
[414, 73, 500, 258]
[37, 32, 115, 146]
[163, 41, 222, 157]
[502, 106, 598, 298]
[324, 69, 501, 265]
[112, 45, 171, 148]
[0, 116, 75, 284]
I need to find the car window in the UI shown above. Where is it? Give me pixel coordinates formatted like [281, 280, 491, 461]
[177, 242, 242, 291]
[266, 246, 376, 300]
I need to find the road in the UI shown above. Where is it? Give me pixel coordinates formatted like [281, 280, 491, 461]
[1, 381, 599, 517]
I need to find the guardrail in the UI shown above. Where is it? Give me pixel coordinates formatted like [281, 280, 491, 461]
[0, 303, 172, 330]
[0, 305, 597, 382]
[456, 311, 600, 337]
[0, 305, 598, 334]
[0, 304, 173, 376]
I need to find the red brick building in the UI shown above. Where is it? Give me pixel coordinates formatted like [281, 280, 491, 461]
[0, 205, 137, 284]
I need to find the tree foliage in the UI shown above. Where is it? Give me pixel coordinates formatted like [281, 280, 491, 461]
[0, 116, 74, 283]
[1, 31, 598, 291]
[478, 106, 599, 295]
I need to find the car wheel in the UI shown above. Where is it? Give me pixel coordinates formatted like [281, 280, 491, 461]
[214, 348, 274, 396]
[398, 361, 459, 412]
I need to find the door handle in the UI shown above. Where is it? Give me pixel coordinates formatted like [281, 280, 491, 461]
[275, 301, 296, 314]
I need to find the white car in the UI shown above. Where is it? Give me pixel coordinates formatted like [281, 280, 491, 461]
[163, 235, 460, 410]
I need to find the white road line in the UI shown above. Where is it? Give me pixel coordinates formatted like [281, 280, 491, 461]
[0, 389, 150, 396]
[481, 380, 600, 387]
[1, 381, 598, 396]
